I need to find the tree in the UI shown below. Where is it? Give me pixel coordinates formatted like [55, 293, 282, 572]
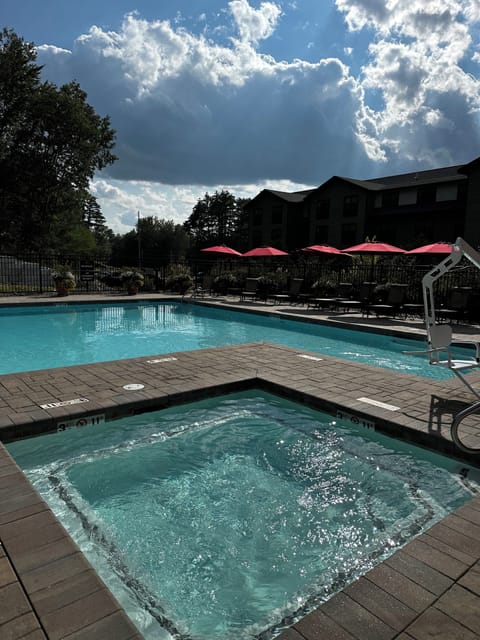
[110, 217, 190, 267]
[0, 29, 117, 253]
[82, 194, 113, 254]
[138, 217, 190, 266]
[183, 190, 250, 250]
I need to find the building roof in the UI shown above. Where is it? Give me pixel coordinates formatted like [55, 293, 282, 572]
[363, 163, 467, 189]
[247, 188, 316, 206]
[247, 158, 476, 207]
[266, 188, 317, 202]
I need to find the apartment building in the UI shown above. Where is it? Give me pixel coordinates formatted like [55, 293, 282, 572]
[245, 156, 480, 250]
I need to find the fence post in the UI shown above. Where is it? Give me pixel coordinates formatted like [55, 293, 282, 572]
[39, 255, 43, 294]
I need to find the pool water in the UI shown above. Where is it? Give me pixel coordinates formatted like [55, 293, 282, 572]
[0, 301, 457, 377]
[7, 391, 479, 640]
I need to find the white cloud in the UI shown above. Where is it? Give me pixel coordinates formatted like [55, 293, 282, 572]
[336, 0, 480, 166]
[37, 4, 369, 189]
[91, 176, 313, 234]
[33, 0, 480, 230]
[229, 0, 282, 44]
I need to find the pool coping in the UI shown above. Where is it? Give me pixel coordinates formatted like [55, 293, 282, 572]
[2, 295, 480, 639]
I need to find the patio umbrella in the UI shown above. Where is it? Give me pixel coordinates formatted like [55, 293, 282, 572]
[242, 246, 289, 257]
[342, 241, 406, 255]
[407, 242, 452, 255]
[200, 245, 242, 256]
[342, 241, 406, 281]
[301, 244, 345, 255]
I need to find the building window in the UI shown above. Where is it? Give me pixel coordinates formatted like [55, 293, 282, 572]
[271, 227, 282, 243]
[398, 189, 417, 206]
[414, 222, 433, 239]
[343, 195, 359, 217]
[252, 209, 263, 226]
[314, 225, 329, 244]
[382, 191, 399, 208]
[252, 230, 263, 245]
[271, 205, 283, 225]
[341, 223, 357, 245]
[436, 184, 458, 202]
[417, 185, 436, 204]
[315, 199, 330, 220]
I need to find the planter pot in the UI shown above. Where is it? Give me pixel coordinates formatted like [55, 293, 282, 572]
[127, 286, 139, 295]
[55, 283, 70, 296]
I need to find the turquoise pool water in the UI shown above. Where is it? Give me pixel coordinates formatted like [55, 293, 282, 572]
[7, 391, 479, 640]
[0, 300, 448, 377]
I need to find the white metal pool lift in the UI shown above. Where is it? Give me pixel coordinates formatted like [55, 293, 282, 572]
[420, 237, 480, 401]
[411, 237, 480, 453]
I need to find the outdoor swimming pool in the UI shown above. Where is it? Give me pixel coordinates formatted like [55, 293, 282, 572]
[0, 300, 450, 378]
[7, 391, 479, 640]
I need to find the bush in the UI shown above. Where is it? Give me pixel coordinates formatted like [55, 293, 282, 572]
[256, 275, 276, 299]
[51, 264, 76, 290]
[166, 271, 193, 293]
[311, 277, 335, 296]
[120, 268, 144, 288]
[213, 272, 240, 294]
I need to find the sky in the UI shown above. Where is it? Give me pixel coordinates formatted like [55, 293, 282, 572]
[2, 0, 480, 234]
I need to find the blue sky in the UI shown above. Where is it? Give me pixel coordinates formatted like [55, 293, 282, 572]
[2, 0, 480, 233]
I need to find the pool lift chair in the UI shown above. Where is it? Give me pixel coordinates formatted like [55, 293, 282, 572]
[406, 238, 480, 453]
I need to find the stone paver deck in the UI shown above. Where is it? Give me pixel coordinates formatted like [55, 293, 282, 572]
[1, 293, 480, 639]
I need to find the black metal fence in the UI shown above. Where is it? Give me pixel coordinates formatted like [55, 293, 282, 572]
[1, 253, 480, 317]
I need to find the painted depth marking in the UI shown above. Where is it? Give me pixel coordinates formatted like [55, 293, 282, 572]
[297, 354, 323, 361]
[40, 398, 89, 409]
[357, 397, 400, 412]
[337, 409, 375, 430]
[57, 414, 105, 432]
[145, 357, 178, 364]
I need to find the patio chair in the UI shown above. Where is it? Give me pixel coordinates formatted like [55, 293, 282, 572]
[271, 278, 304, 305]
[240, 277, 260, 302]
[406, 323, 480, 400]
[335, 282, 377, 313]
[436, 287, 471, 324]
[307, 282, 352, 311]
[367, 284, 408, 318]
[191, 274, 213, 298]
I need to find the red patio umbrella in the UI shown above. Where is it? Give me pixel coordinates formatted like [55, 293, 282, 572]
[342, 241, 405, 281]
[201, 245, 242, 256]
[342, 241, 406, 255]
[407, 242, 452, 255]
[301, 244, 345, 255]
[242, 246, 289, 257]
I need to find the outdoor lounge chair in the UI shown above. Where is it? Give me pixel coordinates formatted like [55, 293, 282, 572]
[406, 323, 480, 400]
[436, 287, 471, 324]
[192, 274, 213, 298]
[307, 282, 353, 311]
[335, 282, 377, 313]
[271, 278, 304, 305]
[367, 283, 408, 318]
[240, 277, 260, 302]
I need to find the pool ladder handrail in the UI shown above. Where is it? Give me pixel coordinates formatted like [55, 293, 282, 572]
[451, 400, 480, 454]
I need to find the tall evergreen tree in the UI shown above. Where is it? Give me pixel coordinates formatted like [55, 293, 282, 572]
[183, 189, 249, 250]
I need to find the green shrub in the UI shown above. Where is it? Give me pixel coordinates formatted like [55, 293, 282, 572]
[166, 271, 193, 293]
[213, 272, 240, 294]
[311, 277, 335, 296]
